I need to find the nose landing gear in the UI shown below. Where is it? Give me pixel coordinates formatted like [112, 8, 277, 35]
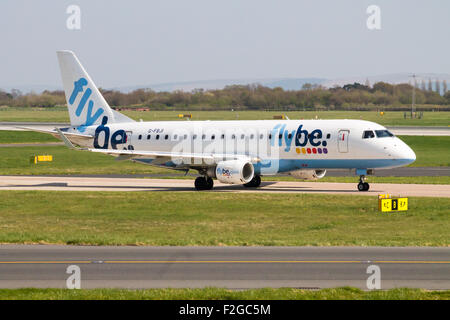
[357, 175, 370, 191]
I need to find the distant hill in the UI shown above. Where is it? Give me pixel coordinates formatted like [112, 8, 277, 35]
[2, 73, 449, 94]
[114, 78, 326, 93]
[322, 73, 450, 89]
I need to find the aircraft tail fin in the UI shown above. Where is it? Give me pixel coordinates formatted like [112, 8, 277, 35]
[56, 50, 135, 130]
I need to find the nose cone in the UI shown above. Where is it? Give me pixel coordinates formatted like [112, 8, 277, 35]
[393, 138, 416, 165]
[403, 144, 416, 165]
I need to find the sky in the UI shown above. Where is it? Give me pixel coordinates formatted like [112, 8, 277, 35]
[0, 0, 449, 88]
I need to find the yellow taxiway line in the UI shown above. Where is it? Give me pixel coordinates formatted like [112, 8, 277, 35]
[0, 260, 448, 264]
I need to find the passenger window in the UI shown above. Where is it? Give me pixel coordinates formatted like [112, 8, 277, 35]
[138, 135, 142, 140]
[165, 135, 169, 140]
[221, 134, 225, 139]
[156, 134, 160, 140]
[147, 135, 151, 140]
[363, 130, 375, 139]
[211, 135, 215, 140]
[173, 134, 178, 140]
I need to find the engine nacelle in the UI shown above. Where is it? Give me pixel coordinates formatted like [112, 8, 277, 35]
[215, 160, 254, 184]
[289, 169, 327, 180]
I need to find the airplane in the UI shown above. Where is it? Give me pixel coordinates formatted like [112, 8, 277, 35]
[22, 51, 416, 191]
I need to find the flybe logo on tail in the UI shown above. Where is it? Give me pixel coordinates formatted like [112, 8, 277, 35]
[69, 77, 104, 132]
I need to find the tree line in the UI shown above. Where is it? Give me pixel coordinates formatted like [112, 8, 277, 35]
[1, 80, 449, 110]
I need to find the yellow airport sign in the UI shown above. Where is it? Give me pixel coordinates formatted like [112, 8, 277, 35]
[30, 155, 53, 164]
[378, 196, 408, 212]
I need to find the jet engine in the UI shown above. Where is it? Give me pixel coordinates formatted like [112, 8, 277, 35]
[214, 160, 254, 184]
[289, 169, 327, 180]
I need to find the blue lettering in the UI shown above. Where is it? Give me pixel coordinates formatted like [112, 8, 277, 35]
[277, 124, 286, 147]
[84, 100, 104, 127]
[69, 78, 88, 105]
[93, 116, 110, 149]
[295, 125, 309, 147]
[110, 130, 126, 150]
[270, 124, 281, 147]
[75, 88, 92, 116]
[309, 129, 323, 147]
[284, 129, 295, 152]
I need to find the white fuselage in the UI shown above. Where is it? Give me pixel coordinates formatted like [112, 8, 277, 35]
[67, 118, 416, 175]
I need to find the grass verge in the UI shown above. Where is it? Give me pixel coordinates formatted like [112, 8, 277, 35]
[0, 287, 448, 300]
[0, 131, 59, 144]
[1, 109, 449, 126]
[0, 191, 448, 246]
[0, 136, 448, 176]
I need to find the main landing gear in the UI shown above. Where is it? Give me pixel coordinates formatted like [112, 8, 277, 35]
[244, 175, 261, 188]
[357, 175, 370, 191]
[194, 176, 214, 191]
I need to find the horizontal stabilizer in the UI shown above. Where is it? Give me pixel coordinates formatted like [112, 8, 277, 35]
[17, 126, 93, 147]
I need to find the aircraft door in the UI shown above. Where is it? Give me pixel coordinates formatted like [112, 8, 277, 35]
[338, 130, 349, 153]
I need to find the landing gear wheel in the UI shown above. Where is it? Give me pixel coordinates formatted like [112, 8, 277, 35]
[357, 182, 365, 191]
[244, 175, 261, 188]
[194, 177, 214, 191]
[205, 177, 214, 190]
[357, 175, 370, 191]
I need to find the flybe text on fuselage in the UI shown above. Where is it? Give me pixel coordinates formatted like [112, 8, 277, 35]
[271, 123, 328, 152]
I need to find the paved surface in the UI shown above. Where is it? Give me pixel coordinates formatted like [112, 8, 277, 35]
[1, 122, 449, 136]
[295, 167, 450, 177]
[0, 245, 448, 289]
[0, 122, 68, 132]
[0, 176, 449, 197]
[386, 126, 450, 136]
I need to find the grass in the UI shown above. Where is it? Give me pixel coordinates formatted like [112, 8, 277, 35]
[0, 146, 171, 175]
[0, 191, 448, 246]
[0, 130, 59, 144]
[0, 135, 447, 178]
[0, 108, 449, 126]
[400, 136, 450, 167]
[0, 287, 448, 300]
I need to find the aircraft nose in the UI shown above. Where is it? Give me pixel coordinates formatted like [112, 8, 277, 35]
[394, 139, 416, 165]
[403, 144, 416, 164]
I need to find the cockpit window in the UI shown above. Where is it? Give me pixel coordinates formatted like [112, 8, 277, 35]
[375, 130, 394, 138]
[362, 130, 375, 139]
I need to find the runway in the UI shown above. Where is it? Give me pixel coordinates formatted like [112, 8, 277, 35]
[0, 175, 449, 197]
[0, 245, 448, 290]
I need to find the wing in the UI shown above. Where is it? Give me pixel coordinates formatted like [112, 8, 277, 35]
[88, 148, 258, 166]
